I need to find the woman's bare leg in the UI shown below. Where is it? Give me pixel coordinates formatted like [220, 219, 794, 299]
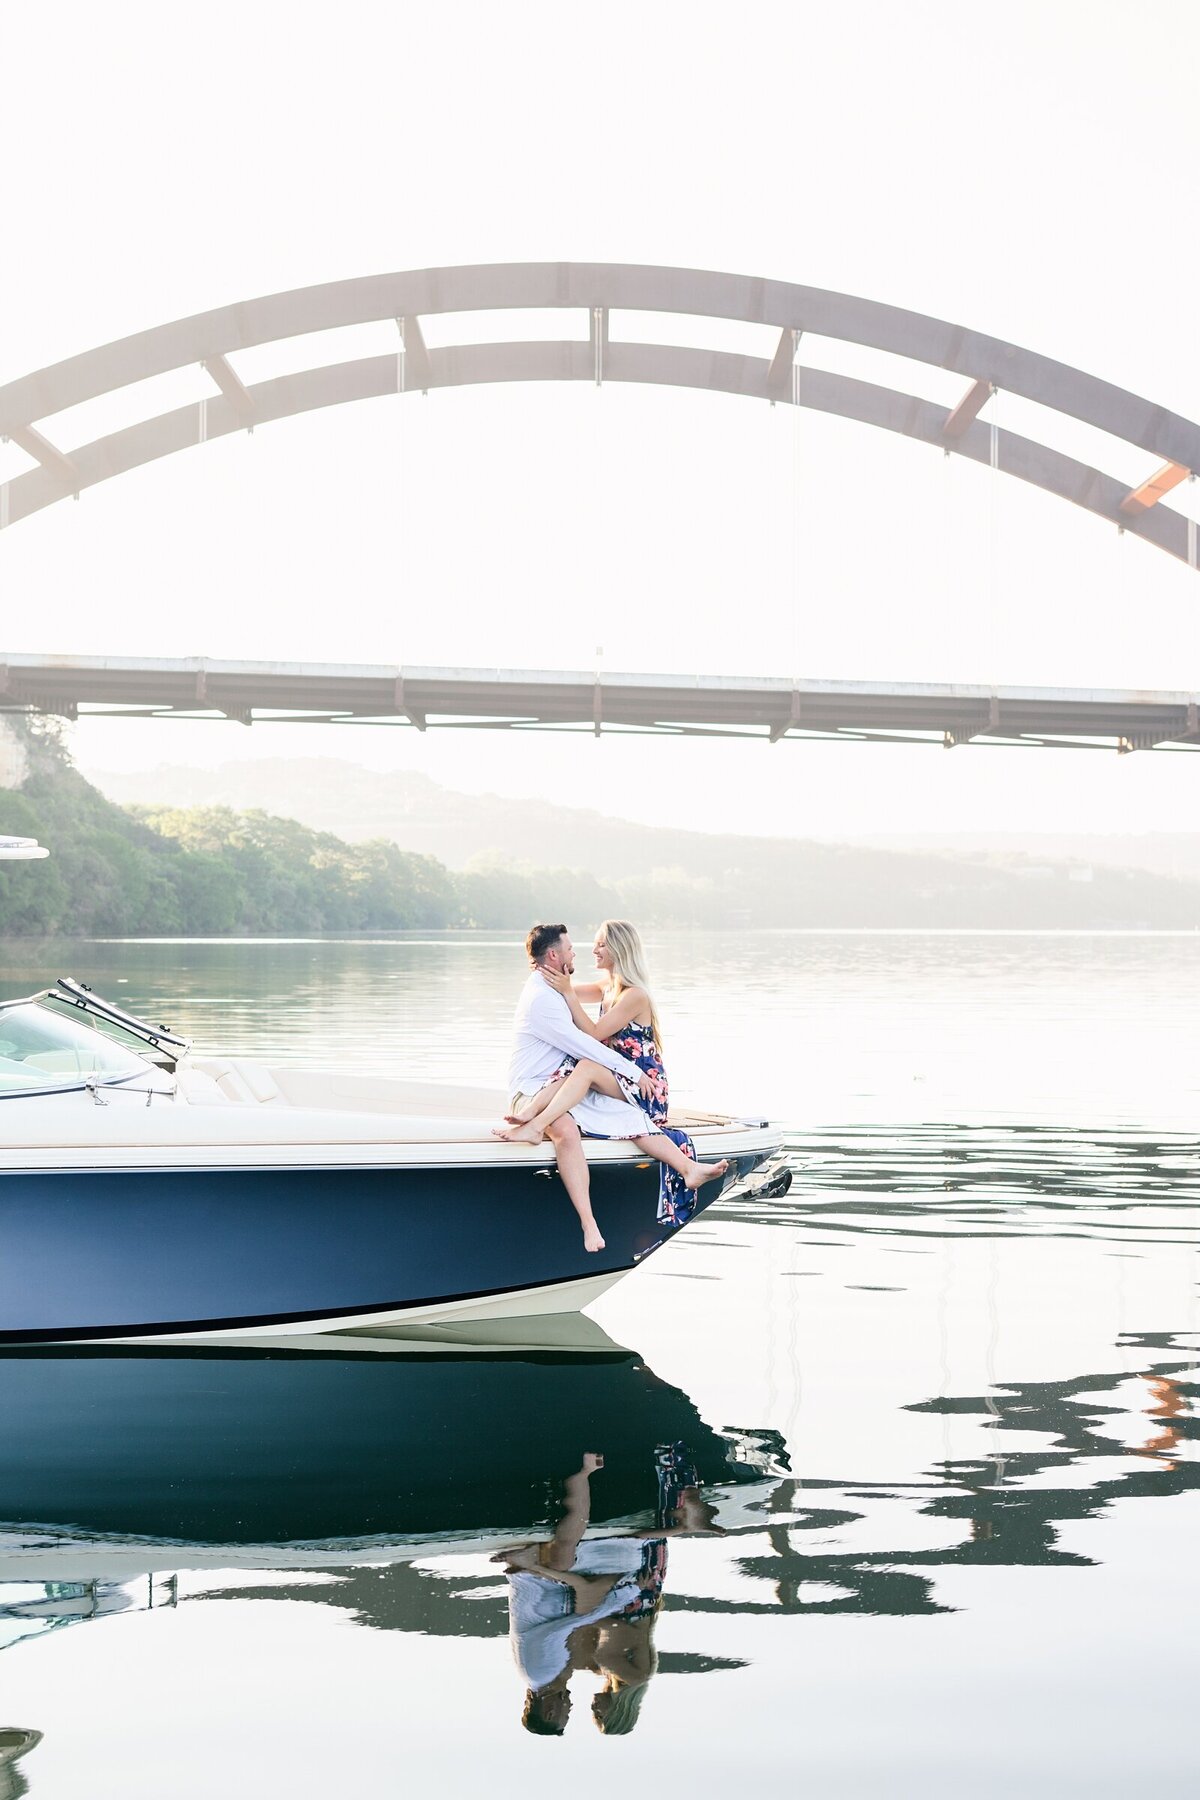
[632, 1135, 729, 1192]
[494, 1060, 622, 1144]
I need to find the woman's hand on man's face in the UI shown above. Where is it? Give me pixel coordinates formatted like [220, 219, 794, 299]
[542, 969, 572, 995]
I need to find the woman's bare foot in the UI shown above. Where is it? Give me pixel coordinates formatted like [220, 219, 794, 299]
[493, 1121, 546, 1144]
[682, 1157, 729, 1192]
[583, 1223, 606, 1253]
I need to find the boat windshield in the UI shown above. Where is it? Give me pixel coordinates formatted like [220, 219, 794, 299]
[0, 1001, 155, 1096]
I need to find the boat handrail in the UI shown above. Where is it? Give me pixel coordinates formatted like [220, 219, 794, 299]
[49, 979, 192, 1053]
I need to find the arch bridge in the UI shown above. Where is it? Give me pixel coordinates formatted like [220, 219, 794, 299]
[1, 264, 1198, 750]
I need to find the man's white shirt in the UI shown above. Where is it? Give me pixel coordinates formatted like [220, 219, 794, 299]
[506, 972, 655, 1140]
[508, 973, 637, 1097]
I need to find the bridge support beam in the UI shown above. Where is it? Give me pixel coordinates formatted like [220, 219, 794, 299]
[769, 688, 802, 741]
[942, 378, 993, 442]
[1117, 701, 1200, 753]
[589, 308, 608, 387]
[5, 425, 78, 493]
[943, 696, 1003, 747]
[394, 674, 427, 731]
[1119, 460, 1191, 515]
[765, 328, 800, 402]
[397, 317, 433, 393]
[202, 355, 255, 427]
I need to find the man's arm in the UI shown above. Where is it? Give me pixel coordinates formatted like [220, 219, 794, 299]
[528, 983, 639, 1081]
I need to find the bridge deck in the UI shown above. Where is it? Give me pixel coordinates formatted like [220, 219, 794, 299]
[1, 654, 1197, 752]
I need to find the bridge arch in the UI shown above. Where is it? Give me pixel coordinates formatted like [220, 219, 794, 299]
[0, 262, 1197, 568]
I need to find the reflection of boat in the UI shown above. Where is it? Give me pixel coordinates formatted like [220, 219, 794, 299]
[0, 1728, 41, 1800]
[0, 1577, 176, 1655]
[3, 1340, 1189, 1699]
[0, 981, 785, 1341]
[0, 1323, 784, 1576]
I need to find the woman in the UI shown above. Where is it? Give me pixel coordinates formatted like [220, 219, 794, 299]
[503, 919, 711, 1227]
[501, 1454, 650, 1737]
[501, 1444, 718, 1737]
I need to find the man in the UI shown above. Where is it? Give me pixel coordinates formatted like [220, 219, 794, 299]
[507, 922, 656, 1253]
[498, 1442, 722, 1737]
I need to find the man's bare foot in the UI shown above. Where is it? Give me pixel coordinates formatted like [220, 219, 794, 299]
[583, 1223, 606, 1253]
[493, 1121, 546, 1144]
[682, 1157, 729, 1192]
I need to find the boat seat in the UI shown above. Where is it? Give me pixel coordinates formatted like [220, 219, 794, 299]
[174, 1064, 231, 1106]
[188, 1058, 285, 1106]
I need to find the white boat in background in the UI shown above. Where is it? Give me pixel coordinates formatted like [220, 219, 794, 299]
[0, 979, 788, 1342]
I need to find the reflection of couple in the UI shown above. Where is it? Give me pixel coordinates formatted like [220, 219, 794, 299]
[501, 920, 727, 1251]
[498, 1445, 721, 1738]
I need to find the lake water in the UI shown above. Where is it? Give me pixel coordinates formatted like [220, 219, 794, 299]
[0, 930, 1196, 1798]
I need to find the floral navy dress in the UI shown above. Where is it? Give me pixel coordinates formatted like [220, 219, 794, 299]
[604, 1015, 699, 1228]
[547, 999, 699, 1226]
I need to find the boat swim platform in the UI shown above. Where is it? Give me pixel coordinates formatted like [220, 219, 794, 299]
[2, 653, 1199, 754]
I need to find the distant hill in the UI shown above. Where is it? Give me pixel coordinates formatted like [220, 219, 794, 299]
[94, 757, 1200, 929]
[98, 759, 546, 869]
[858, 831, 1200, 883]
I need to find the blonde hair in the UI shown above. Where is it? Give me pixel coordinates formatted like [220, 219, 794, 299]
[597, 919, 663, 1052]
[592, 1646, 658, 1736]
[593, 1677, 650, 1735]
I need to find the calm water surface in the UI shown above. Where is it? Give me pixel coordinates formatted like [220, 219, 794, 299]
[0, 931, 1196, 1798]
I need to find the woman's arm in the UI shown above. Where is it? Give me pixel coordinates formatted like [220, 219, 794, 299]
[542, 974, 648, 1041]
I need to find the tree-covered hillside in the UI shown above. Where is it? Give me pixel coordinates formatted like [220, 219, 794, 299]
[6, 720, 1200, 935]
[0, 720, 634, 936]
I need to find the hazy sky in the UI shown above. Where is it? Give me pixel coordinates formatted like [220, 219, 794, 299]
[3, 1, 1199, 839]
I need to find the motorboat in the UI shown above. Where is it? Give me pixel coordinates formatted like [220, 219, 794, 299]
[0, 979, 788, 1342]
[0, 835, 47, 861]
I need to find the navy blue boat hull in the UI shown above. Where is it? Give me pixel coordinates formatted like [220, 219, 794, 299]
[0, 1341, 770, 1545]
[0, 1153, 754, 1342]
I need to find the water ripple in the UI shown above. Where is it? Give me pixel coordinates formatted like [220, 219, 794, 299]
[720, 1123, 1200, 1244]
